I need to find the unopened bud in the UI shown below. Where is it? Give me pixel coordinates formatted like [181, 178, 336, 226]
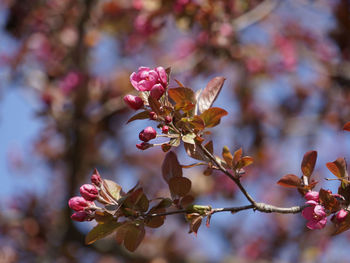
[139, 126, 157, 142]
[162, 125, 169, 134]
[71, 211, 89, 222]
[149, 111, 157, 120]
[68, 196, 93, 212]
[123, 94, 144, 110]
[80, 184, 99, 201]
[91, 169, 102, 187]
[136, 142, 151, 150]
[150, 84, 165, 100]
[305, 191, 319, 202]
[165, 116, 172, 123]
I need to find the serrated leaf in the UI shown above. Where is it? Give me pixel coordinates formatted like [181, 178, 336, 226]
[326, 157, 348, 179]
[198, 77, 225, 114]
[200, 107, 228, 128]
[182, 133, 196, 144]
[123, 224, 145, 252]
[222, 146, 233, 168]
[301, 151, 317, 177]
[126, 111, 149, 124]
[162, 151, 183, 183]
[169, 177, 192, 197]
[103, 179, 122, 201]
[85, 221, 122, 245]
[277, 174, 302, 188]
[343, 122, 350, 132]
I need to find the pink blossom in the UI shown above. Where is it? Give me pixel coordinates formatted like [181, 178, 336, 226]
[130, 66, 167, 91]
[336, 209, 348, 223]
[71, 211, 89, 222]
[68, 196, 93, 212]
[80, 184, 99, 201]
[139, 127, 157, 142]
[123, 94, 144, 110]
[150, 84, 165, 100]
[302, 202, 327, 230]
[305, 191, 319, 202]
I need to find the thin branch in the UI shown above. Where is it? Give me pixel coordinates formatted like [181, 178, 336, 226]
[232, 0, 280, 31]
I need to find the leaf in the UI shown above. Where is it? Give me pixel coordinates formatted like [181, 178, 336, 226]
[184, 143, 208, 161]
[168, 87, 196, 113]
[189, 215, 202, 236]
[343, 122, 350, 132]
[169, 177, 192, 197]
[188, 116, 205, 131]
[85, 221, 122, 245]
[103, 179, 122, 201]
[333, 213, 350, 235]
[233, 148, 242, 167]
[277, 174, 302, 188]
[326, 157, 348, 179]
[95, 211, 114, 224]
[162, 151, 183, 183]
[198, 77, 225, 114]
[126, 111, 149, 124]
[301, 151, 317, 178]
[180, 195, 195, 208]
[145, 208, 166, 228]
[182, 133, 196, 144]
[148, 95, 162, 115]
[174, 79, 185, 87]
[124, 188, 149, 212]
[161, 143, 172, 152]
[237, 156, 254, 169]
[222, 146, 233, 168]
[123, 224, 145, 252]
[204, 141, 213, 155]
[319, 188, 340, 213]
[200, 107, 228, 128]
[338, 184, 350, 205]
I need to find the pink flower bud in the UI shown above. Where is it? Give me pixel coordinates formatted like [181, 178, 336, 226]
[336, 209, 348, 223]
[71, 211, 89, 222]
[68, 196, 92, 212]
[150, 84, 165, 100]
[136, 142, 151, 150]
[155, 66, 167, 85]
[162, 125, 169, 134]
[149, 111, 157, 120]
[139, 126, 157, 142]
[165, 116, 172, 123]
[91, 169, 102, 186]
[305, 191, 319, 202]
[123, 95, 144, 110]
[80, 184, 99, 201]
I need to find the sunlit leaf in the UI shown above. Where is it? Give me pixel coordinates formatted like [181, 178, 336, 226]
[326, 157, 348, 180]
[169, 177, 192, 197]
[162, 151, 183, 183]
[182, 133, 196, 144]
[184, 143, 209, 161]
[277, 174, 302, 188]
[168, 87, 196, 114]
[198, 77, 225, 114]
[237, 156, 254, 169]
[301, 151, 317, 178]
[103, 179, 122, 201]
[126, 111, 149, 124]
[85, 221, 122, 245]
[222, 146, 233, 168]
[200, 107, 228, 128]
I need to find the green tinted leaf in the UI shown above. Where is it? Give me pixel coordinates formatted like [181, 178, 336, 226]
[103, 179, 122, 201]
[85, 221, 122, 245]
[200, 107, 228, 128]
[126, 111, 149, 124]
[198, 77, 225, 114]
[169, 177, 192, 197]
[182, 133, 196, 144]
[162, 151, 183, 183]
[301, 151, 317, 177]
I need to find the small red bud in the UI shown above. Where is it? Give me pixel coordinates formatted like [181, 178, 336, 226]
[80, 184, 99, 201]
[165, 116, 172, 123]
[149, 111, 157, 120]
[68, 196, 93, 212]
[71, 211, 89, 222]
[123, 94, 144, 110]
[136, 142, 151, 150]
[162, 125, 169, 134]
[91, 169, 102, 186]
[139, 126, 157, 142]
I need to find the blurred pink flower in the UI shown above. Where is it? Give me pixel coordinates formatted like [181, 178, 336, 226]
[302, 200, 327, 230]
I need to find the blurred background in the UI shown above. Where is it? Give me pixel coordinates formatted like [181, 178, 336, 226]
[1, 0, 350, 262]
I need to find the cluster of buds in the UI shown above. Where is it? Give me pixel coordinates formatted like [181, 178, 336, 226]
[68, 169, 119, 222]
[123, 66, 175, 150]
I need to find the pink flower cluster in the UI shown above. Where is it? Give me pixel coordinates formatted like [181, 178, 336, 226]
[68, 170, 102, 222]
[302, 191, 327, 230]
[123, 66, 168, 110]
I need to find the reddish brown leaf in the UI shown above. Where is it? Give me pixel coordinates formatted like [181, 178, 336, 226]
[184, 143, 208, 161]
[198, 77, 225, 113]
[145, 208, 166, 228]
[169, 177, 192, 197]
[233, 148, 242, 167]
[162, 151, 183, 183]
[174, 79, 185, 87]
[200, 107, 228, 128]
[222, 146, 233, 168]
[180, 195, 195, 208]
[277, 174, 302, 188]
[326, 157, 348, 179]
[301, 151, 317, 177]
[168, 87, 196, 113]
[189, 116, 205, 131]
[126, 111, 150, 124]
[237, 156, 254, 169]
[123, 224, 145, 252]
[333, 213, 350, 235]
[124, 188, 149, 212]
[85, 221, 122, 245]
[204, 140, 214, 155]
[189, 215, 202, 236]
[319, 188, 340, 213]
[343, 121, 350, 132]
[148, 95, 162, 115]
